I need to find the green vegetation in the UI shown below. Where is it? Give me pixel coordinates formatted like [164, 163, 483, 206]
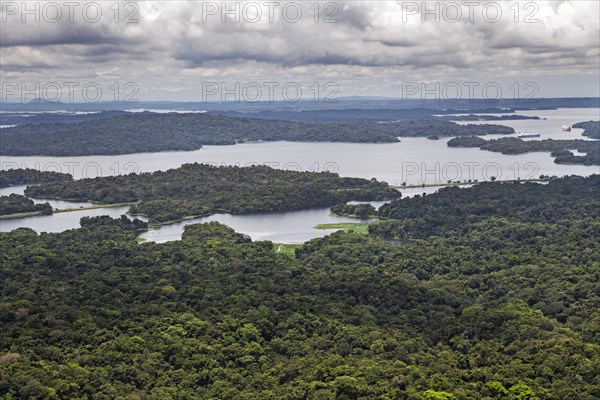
[448, 136, 600, 165]
[0, 202, 139, 220]
[314, 222, 372, 234]
[446, 136, 487, 148]
[0, 210, 46, 219]
[79, 215, 148, 233]
[275, 243, 303, 258]
[330, 203, 377, 218]
[25, 164, 400, 223]
[0, 194, 52, 216]
[53, 202, 138, 214]
[390, 178, 547, 191]
[1, 175, 599, 399]
[0, 169, 72, 188]
[573, 120, 600, 139]
[382, 118, 514, 137]
[1, 113, 514, 156]
[376, 175, 599, 239]
[181, 221, 251, 243]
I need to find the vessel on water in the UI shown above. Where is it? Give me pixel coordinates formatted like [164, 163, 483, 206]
[517, 132, 541, 138]
[562, 125, 572, 132]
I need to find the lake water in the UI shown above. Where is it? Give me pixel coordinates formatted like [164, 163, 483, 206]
[2, 108, 597, 186]
[0, 185, 440, 242]
[0, 185, 94, 209]
[138, 186, 446, 243]
[139, 209, 373, 244]
[0, 206, 133, 233]
[1, 108, 598, 240]
[452, 108, 600, 141]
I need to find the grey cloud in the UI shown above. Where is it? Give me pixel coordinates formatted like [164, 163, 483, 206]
[335, 4, 374, 30]
[377, 39, 417, 48]
[1, 1, 598, 99]
[1, 26, 122, 47]
[0, 61, 58, 72]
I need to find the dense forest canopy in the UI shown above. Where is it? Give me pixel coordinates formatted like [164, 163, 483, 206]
[24, 164, 400, 223]
[79, 215, 148, 233]
[376, 119, 514, 137]
[0, 113, 514, 156]
[1, 175, 599, 399]
[375, 175, 600, 239]
[0, 169, 73, 188]
[447, 136, 600, 166]
[0, 194, 52, 216]
[330, 203, 377, 218]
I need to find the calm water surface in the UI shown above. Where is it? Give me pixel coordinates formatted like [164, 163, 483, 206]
[0, 185, 94, 209]
[2, 108, 597, 186]
[0, 186, 438, 242]
[452, 108, 600, 141]
[139, 209, 373, 244]
[1, 108, 598, 239]
[0, 206, 133, 233]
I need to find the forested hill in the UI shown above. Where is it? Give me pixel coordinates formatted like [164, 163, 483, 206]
[1, 175, 599, 398]
[0, 112, 513, 156]
[0, 169, 73, 187]
[25, 163, 399, 222]
[374, 175, 600, 239]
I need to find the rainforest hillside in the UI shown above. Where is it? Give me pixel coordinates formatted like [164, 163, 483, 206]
[1, 175, 599, 399]
[374, 175, 600, 239]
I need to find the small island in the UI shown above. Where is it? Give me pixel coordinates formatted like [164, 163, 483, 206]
[448, 136, 599, 165]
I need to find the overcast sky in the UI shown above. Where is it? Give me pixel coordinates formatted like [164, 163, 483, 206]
[1, 0, 599, 102]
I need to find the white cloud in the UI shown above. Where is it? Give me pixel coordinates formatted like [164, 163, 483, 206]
[1, 1, 598, 99]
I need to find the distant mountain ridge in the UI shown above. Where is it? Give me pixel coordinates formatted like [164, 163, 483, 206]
[1, 97, 598, 113]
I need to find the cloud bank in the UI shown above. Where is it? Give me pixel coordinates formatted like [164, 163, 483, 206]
[1, 1, 599, 100]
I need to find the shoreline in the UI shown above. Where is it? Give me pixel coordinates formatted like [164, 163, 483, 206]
[0, 202, 137, 220]
[391, 177, 548, 189]
[1, 179, 550, 221]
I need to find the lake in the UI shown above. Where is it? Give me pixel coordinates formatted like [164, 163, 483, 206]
[0, 206, 133, 233]
[452, 108, 600, 141]
[1, 108, 598, 241]
[2, 108, 597, 187]
[0, 186, 441, 242]
[139, 209, 373, 244]
[0, 185, 94, 209]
